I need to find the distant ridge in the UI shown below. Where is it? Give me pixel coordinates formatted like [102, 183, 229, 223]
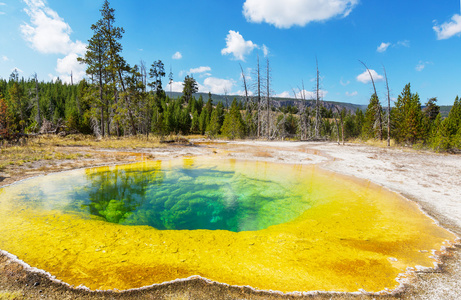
[166, 91, 452, 117]
[166, 91, 367, 113]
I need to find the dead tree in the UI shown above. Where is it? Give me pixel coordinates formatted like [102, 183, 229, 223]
[265, 58, 271, 139]
[334, 106, 345, 145]
[256, 54, 262, 138]
[239, 64, 249, 111]
[315, 58, 321, 138]
[140, 60, 151, 138]
[224, 88, 229, 109]
[295, 80, 311, 140]
[33, 73, 41, 129]
[383, 65, 391, 147]
[359, 60, 383, 140]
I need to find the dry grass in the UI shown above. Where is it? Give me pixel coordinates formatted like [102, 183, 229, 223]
[0, 134, 189, 169]
[0, 134, 182, 180]
[0, 143, 81, 171]
[348, 138, 397, 148]
[34, 134, 167, 149]
[0, 291, 23, 300]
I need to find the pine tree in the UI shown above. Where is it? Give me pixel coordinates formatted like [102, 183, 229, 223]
[182, 76, 198, 103]
[8, 80, 26, 133]
[78, 6, 108, 136]
[196, 95, 204, 115]
[221, 99, 245, 139]
[149, 60, 166, 98]
[406, 93, 424, 144]
[362, 94, 383, 140]
[433, 96, 461, 151]
[423, 97, 440, 121]
[0, 94, 11, 139]
[179, 107, 191, 134]
[198, 109, 207, 135]
[190, 110, 200, 134]
[206, 108, 221, 137]
[215, 102, 225, 129]
[392, 83, 424, 144]
[79, 0, 132, 136]
[205, 93, 213, 116]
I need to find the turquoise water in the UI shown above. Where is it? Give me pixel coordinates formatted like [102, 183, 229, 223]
[7, 159, 314, 232]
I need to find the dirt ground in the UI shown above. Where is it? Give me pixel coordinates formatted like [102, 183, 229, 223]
[0, 139, 460, 300]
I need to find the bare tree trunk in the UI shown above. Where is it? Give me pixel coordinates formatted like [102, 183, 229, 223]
[266, 58, 271, 139]
[117, 69, 137, 136]
[224, 88, 229, 109]
[34, 73, 41, 129]
[333, 114, 340, 145]
[315, 58, 321, 138]
[106, 87, 111, 137]
[296, 80, 310, 140]
[169, 67, 173, 98]
[359, 60, 383, 140]
[140, 60, 150, 139]
[334, 106, 345, 145]
[256, 54, 261, 138]
[383, 65, 391, 147]
[99, 70, 105, 137]
[240, 64, 249, 111]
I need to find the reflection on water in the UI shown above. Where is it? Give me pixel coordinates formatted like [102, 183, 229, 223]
[76, 159, 310, 232]
[0, 157, 457, 293]
[6, 159, 312, 232]
[78, 163, 163, 224]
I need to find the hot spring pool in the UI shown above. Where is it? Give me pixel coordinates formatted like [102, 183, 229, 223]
[0, 157, 456, 292]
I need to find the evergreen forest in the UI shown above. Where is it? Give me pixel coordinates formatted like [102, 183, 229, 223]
[1, 0, 460, 153]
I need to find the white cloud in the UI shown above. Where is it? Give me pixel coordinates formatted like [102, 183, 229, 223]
[20, 0, 86, 84]
[172, 51, 182, 60]
[433, 14, 461, 40]
[346, 91, 358, 97]
[377, 42, 391, 53]
[169, 81, 184, 93]
[1, 55, 8, 62]
[396, 40, 410, 47]
[262, 44, 269, 57]
[276, 91, 291, 98]
[357, 69, 384, 84]
[340, 78, 350, 86]
[190, 66, 211, 74]
[415, 61, 432, 72]
[377, 40, 409, 53]
[276, 89, 328, 99]
[243, 0, 358, 29]
[20, 0, 85, 55]
[221, 30, 257, 61]
[201, 77, 235, 94]
[56, 52, 86, 83]
[235, 89, 254, 97]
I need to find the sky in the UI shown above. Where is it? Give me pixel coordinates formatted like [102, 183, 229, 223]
[0, 0, 461, 106]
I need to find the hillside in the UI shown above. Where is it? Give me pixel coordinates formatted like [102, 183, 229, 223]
[168, 92, 453, 117]
[166, 92, 367, 113]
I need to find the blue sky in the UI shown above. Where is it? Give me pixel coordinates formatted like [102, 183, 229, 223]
[1, 0, 460, 105]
